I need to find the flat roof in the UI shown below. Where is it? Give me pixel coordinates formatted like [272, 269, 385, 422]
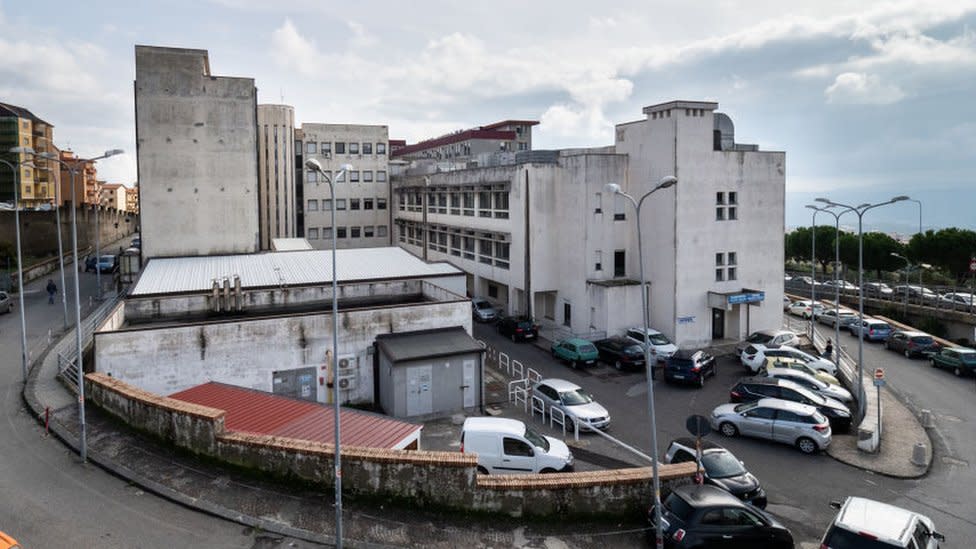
[376, 327, 485, 362]
[131, 247, 462, 296]
[169, 382, 422, 450]
[271, 238, 313, 251]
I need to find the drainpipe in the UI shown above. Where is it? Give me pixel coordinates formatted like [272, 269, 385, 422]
[233, 274, 242, 311]
[523, 170, 532, 318]
[212, 279, 221, 312]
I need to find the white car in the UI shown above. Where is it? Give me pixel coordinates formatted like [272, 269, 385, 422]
[821, 280, 859, 292]
[816, 308, 859, 329]
[763, 367, 853, 404]
[460, 418, 574, 475]
[766, 345, 838, 376]
[787, 300, 825, 319]
[532, 378, 611, 430]
[624, 327, 677, 363]
[735, 329, 801, 357]
[821, 497, 945, 548]
[940, 292, 975, 311]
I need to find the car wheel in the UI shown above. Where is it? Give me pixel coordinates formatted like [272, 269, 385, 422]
[796, 437, 818, 454]
[571, 360, 579, 370]
[954, 366, 962, 377]
[614, 360, 623, 371]
[884, 341, 889, 350]
[930, 359, 936, 368]
[511, 333, 517, 343]
[719, 422, 738, 437]
[539, 468, 556, 474]
[477, 466, 489, 475]
[904, 349, 911, 359]
[698, 375, 705, 388]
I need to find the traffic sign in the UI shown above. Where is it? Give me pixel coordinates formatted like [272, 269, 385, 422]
[874, 368, 885, 380]
[970, 258, 976, 272]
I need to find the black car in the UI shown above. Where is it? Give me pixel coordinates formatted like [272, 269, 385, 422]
[664, 438, 767, 508]
[730, 377, 852, 431]
[593, 336, 646, 371]
[495, 315, 538, 343]
[647, 484, 793, 548]
[664, 350, 716, 387]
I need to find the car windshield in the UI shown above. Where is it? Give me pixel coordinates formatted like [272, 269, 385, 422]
[822, 527, 895, 549]
[648, 334, 671, 345]
[702, 452, 747, 478]
[474, 301, 489, 310]
[747, 333, 774, 344]
[910, 336, 933, 344]
[579, 344, 597, 354]
[960, 352, 976, 365]
[560, 388, 594, 406]
[522, 425, 550, 452]
[624, 344, 644, 354]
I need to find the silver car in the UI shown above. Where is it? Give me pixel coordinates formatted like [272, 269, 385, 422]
[816, 309, 859, 329]
[471, 298, 499, 323]
[710, 398, 831, 454]
[764, 345, 837, 376]
[0, 291, 12, 314]
[764, 367, 853, 404]
[532, 378, 611, 431]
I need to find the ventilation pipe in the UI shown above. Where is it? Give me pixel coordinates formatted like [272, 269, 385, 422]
[222, 277, 231, 312]
[211, 279, 221, 312]
[233, 274, 242, 312]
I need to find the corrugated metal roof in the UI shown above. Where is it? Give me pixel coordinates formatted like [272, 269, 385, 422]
[169, 382, 422, 449]
[271, 238, 313, 251]
[376, 327, 485, 363]
[131, 247, 462, 295]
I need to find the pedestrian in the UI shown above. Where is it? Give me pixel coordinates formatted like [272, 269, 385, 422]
[824, 338, 833, 359]
[46, 279, 57, 304]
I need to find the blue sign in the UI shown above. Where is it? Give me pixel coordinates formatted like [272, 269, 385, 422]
[728, 292, 765, 305]
[677, 316, 696, 324]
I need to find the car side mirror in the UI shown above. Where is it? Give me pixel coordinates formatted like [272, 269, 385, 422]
[829, 500, 842, 510]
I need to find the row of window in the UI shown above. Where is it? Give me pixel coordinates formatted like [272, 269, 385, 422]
[307, 225, 388, 240]
[397, 222, 510, 269]
[715, 251, 738, 282]
[307, 198, 387, 212]
[304, 141, 387, 156]
[306, 170, 387, 184]
[398, 188, 509, 219]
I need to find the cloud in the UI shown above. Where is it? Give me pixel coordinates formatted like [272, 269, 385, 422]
[825, 72, 906, 104]
[269, 18, 320, 77]
[538, 103, 615, 144]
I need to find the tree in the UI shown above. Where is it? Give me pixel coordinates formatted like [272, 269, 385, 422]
[906, 228, 976, 282]
[785, 226, 845, 272]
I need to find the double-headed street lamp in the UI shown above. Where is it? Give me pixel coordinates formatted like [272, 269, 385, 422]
[805, 205, 845, 369]
[0, 153, 31, 381]
[305, 158, 352, 549]
[605, 175, 677, 549]
[815, 196, 909, 418]
[890, 252, 931, 313]
[805, 207, 822, 339]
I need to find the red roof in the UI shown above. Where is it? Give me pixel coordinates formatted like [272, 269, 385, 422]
[392, 129, 516, 157]
[169, 382, 421, 449]
[480, 119, 539, 131]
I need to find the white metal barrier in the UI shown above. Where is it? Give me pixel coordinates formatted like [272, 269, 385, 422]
[526, 367, 542, 385]
[509, 379, 529, 410]
[530, 394, 546, 421]
[499, 352, 510, 375]
[511, 359, 524, 381]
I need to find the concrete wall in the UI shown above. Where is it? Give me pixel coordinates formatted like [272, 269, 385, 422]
[85, 372, 696, 517]
[0, 205, 137, 260]
[257, 105, 296, 250]
[135, 45, 259, 259]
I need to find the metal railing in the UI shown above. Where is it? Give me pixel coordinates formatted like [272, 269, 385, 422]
[57, 289, 125, 392]
[785, 274, 976, 317]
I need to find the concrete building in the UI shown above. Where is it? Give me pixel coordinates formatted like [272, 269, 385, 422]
[296, 123, 391, 249]
[99, 183, 128, 212]
[134, 45, 260, 259]
[392, 101, 785, 348]
[0, 102, 59, 208]
[58, 150, 100, 206]
[391, 120, 538, 162]
[256, 104, 296, 250]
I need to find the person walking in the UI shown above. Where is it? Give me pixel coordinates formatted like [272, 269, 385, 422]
[824, 338, 834, 359]
[46, 279, 57, 304]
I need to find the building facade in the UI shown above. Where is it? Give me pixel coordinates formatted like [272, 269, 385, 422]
[0, 102, 59, 208]
[391, 120, 538, 162]
[134, 45, 260, 259]
[99, 183, 128, 212]
[58, 150, 100, 206]
[256, 104, 296, 250]
[125, 186, 139, 214]
[392, 102, 785, 348]
[296, 123, 391, 249]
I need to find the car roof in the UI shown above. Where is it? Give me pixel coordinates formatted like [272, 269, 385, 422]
[670, 437, 723, 453]
[755, 397, 818, 414]
[627, 327, 663, 335]
[834, 497, 925, 544]
[862, 319, 889, 325]
[462, 417, 525, 435]
[672, 484, 746, 507]
[597, 336, 633, 346]
[560, 337, 594, 346]
[537, 378, 582, 392]
[671, 349, 702, 359]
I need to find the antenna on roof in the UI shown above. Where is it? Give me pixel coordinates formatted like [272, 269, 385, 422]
[280, 88, 284, 103]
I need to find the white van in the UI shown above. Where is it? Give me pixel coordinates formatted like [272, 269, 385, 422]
[461, 417, 574, 475]
[821, 497, 945, 548]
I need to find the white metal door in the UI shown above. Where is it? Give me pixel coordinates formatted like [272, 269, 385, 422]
[462, 359, 476, 408]
[406, 365, 433, 416]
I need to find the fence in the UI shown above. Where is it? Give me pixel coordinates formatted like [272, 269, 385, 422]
[57, 289, 125, 392]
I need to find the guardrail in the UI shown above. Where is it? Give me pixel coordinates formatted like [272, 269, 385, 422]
[785, 277, 975, 316]
[56, 289, 125, 392]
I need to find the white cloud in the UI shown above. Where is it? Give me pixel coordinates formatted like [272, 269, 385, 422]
[538, 104, 614, 144]
[825, 72, 906, 104]
[346, 20, 376, 49]
[269, 18, 320, 77]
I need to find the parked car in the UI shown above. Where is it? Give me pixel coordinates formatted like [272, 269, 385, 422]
[762, 366, 853, 404]
[623, 327, 677, 363]
[929, 347, 976, 377]
[884, 330, 941, 358]
[663, 438, 767, 508]
[741, 344, 837, 376]
[793, 275, 822, 288]
[495, 315, 538, 342]
[862, 281, 895, 297]
[460, 417, 573, 475]
[593, 336, 646, 371]
[664, 349, 717, 387]
[787, 299, 825, 319]
[893, 285, 939, 305]
[711, 398, 832, 454]
[551, 337, 599, 369]
[849, 318, 893, 341]
[816, 308, 859, 329]
[646, 484, 793, 548]
[532, 378, 610, 430]
[782, 295, 791, 311]
[939, 292, 975, 312]
[761, 356, 841, 386]
[96, 254, 118, 274]
[0, 291, 12, 314]
[821, 279, 859, 293]
[735, 329, 800, 356]
[470, 298, 499, 323]
[729, 376, 851, 430]
[130, 237, 141, 249]
[820, 496, 945, 549]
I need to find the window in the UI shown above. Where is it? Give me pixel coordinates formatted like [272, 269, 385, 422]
[479, 240, 493, 264]
[715, 269, 724, 282]
[744, 406, 777, 419]
[321, 142, 331, 155]
[716, 192, 725, 205]
[594, 251, 602, 271]
[495, 242, 510, 269]
[377, 198, 387, 210]
[349, 142, 359, 154]
[307, 228, 319, 239]
[563, 302, 572, 327]
[715, 253, 724, 266]
[335, 142, 345, 154]
[728, 252, 737, 265]
[323, 199, 332, 211]
[518, 142, 527, 151]
[377, 142, 386, 154]
[728, 192, 737, 205]
[614, 196, 626, 220]
[502, 437, 532, 457]
[362, 142, 372, 155]
[462, 192, 475, 216]
[306, 142, 317, 154]
[349, 199, 360, 210]
[728, 206, 737, 220]
[376, 170, 387, 182]
[614, 250, 625, 277]
[322, 227, 332, 239]
[336, 227, 347, 238]
[488, 284, 498, 298]
[307, 199, 318, 211]
[362, 170, 373, 182]
[450, 234, 461, 256]
[462, 236, 475, 260]
[351, 226, 361, 238]
[716, 207, 725, 221]
[378, 225, 388, 237]
[306, 170, 318, 184]
[594, 192, 602, 214]
[349, 171, 360, 183]
[364, 225, 374, 237]
[336, 199, 347, 210]
[728, 267, 737, 281]
[478, 190, 492, 217]
[364, 198, 374, 210]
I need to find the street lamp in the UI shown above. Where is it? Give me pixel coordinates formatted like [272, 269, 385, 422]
[37, 148, 123, 463]
[805, 207, 821, 339]
[815, 195, 909, 418]
[0, 151, 32, 381]
[806, 205, 845, 369]
[605, 175, 677, 549]
[907, 199, 923, 292]
[304, 158, 352, 549]
[890, 252, 911, 315]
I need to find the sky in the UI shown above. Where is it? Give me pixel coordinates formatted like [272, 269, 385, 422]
[2, 1, 974, 233]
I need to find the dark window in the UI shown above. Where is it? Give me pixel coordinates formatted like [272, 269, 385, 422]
[488, 284, 498, 299]
[362, 142, 372, 154]
[335, 142, 345, 154]
[672, 449, 695, 463]
[776, 410, 800, 423]
[744, 406, 777, 419]
[614, 250, 625, 277]
[503, 437, 533, 457]
[336, 227, 347, 238]
[563, 303, 571, 327]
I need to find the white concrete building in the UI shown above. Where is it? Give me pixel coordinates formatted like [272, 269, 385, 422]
[392, 101, 785, 348]
[134, 45, 260, 258]
[297, 124, 391, 249]
[256, 104, 296, 250]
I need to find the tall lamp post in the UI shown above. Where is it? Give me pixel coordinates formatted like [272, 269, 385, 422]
[815, 196, 909, 418]
[606, 175, 677, 549]
[890, 252, 911, 315]
[0, 152, 32, 381]
[305, 158, 352, 549]
[38, 149, 123, 463]
[807, 208, 820, 339]
[907, 199, 923, 291]
[806, 205, 845, 369]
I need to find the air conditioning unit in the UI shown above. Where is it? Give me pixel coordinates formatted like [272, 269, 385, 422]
[337, 374, 358, 391]
[336, 354, 358, 391]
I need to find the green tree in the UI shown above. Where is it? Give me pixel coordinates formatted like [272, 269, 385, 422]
[906, 228, 976, 282]
[785, 226, 842, 272]
[836, 232, 904, 279]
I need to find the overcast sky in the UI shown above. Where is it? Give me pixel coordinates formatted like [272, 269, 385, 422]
[3, 1, 974, 232]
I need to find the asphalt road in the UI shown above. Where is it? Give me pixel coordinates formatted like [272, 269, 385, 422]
[473, 321, 967, 548]
[0, 256, 322, 547]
